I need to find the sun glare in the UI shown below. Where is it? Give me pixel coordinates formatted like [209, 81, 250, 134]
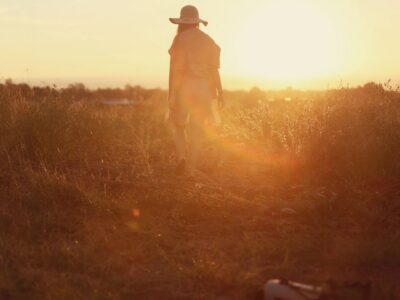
[235, 1, 342, 82]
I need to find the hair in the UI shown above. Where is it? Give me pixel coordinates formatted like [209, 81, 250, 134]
[177, 23, 199, 34]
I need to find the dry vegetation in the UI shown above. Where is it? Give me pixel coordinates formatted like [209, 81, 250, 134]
[0, 81, 400, 299]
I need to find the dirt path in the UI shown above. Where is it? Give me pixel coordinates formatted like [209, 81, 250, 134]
[77, 163, 400, 299]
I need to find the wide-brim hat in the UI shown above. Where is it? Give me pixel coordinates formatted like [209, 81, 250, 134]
[169, 5, 208, 26]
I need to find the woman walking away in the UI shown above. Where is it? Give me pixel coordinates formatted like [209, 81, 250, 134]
[168, 5, 224, 176]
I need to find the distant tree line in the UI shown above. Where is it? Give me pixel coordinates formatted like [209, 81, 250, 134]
[0, 79, 397, 104]
[0, 79, 166, 102]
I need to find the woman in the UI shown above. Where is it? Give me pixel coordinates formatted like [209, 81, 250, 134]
[168, 5, 224, 175]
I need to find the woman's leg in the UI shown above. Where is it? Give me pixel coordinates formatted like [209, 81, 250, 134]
[169, 98, 188, 174]
[173, 125, 187, 175]
[188, 114, 207, 171]
[172, 125, 186, 162]
[179, 78, 212, 173]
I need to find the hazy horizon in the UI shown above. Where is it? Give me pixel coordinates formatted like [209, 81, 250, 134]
[5, 75, 399, 91]
[2, 0, 400, 90]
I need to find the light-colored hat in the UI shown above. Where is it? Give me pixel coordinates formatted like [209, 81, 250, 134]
[169, 5, 208, 26]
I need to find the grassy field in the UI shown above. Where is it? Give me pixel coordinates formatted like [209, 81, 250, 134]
[1, 82, 400, 299]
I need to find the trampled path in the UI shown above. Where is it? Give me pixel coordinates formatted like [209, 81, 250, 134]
[77, 161, 400, 299]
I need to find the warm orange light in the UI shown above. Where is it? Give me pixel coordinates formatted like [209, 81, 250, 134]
[132, 209, 140, 218]
[235, 1, 342, 82]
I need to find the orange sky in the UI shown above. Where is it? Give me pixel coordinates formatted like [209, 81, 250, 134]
[1, 0, 400, 89]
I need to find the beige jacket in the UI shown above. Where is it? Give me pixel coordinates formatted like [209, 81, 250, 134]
[169, 28, 220, 98]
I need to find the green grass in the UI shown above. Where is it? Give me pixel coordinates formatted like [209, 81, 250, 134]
[0, 83, 399, 299]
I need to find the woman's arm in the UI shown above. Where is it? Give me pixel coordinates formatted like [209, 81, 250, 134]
[211, 69, 224, 109]
[168, 59, 174, 106]
[168, 59, 183, 109]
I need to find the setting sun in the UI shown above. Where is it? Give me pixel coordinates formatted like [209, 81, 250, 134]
[1, 0, 400, 89]
[235, 1, 342, 81]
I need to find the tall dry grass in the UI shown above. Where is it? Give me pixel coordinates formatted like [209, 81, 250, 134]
[0, 82, 399, 299]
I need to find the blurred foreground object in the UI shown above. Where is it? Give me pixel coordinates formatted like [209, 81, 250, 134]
[263, 279, 371, 300]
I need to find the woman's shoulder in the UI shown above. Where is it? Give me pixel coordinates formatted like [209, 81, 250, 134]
[198, 29, 218, 43]
[171, 29, 220, 51]
[190, 29, 220, 50]
[200, 32, 220, 52]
